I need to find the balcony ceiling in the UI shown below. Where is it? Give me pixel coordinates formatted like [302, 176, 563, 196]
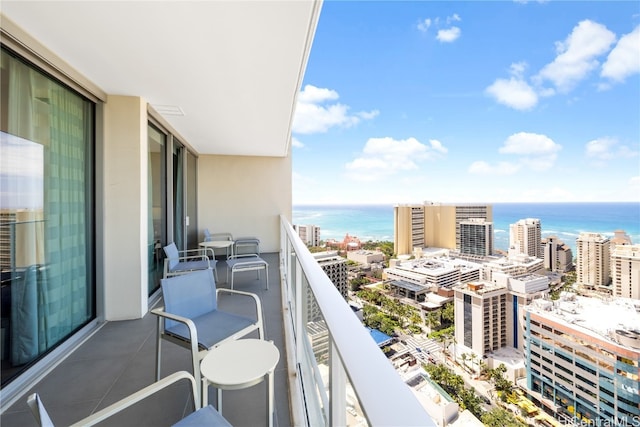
[1, 1, 322, 157]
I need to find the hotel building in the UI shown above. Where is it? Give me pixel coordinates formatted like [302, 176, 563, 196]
[394, 204, 426, 256]
[394, 202, 492, 256]
[611, 244, 640, 300]
[0, 4, 436, 426]
[541, 236, 573, 273]
[510, 218, 542, 258]
[293, 224, 321, 247]
[523, 295, 640, 424]
[453, 274, 548, 379]
[576, 232, 611, 289]
[459, 218, 494, 256]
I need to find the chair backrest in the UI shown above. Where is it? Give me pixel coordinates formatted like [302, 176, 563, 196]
[203, 228, 212, 242]
[27, 393, 55, 427]
[163, 242, 179, 270]
[161, 269, 217, 329]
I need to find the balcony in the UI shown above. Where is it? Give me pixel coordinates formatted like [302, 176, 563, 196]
[1, 217, 435, 426]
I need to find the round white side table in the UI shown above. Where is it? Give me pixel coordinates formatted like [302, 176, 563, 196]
[200, 339, 280, 427]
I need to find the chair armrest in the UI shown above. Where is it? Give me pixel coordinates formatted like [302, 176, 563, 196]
[177, 248, 208, 261]
[151, 308, 199, 341]
[227, 254, 259, 260]
[216, 288, 264, 325]
[69, 371, 200, 426]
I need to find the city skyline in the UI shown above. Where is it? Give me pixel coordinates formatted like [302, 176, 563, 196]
[292, 1, 640, 205]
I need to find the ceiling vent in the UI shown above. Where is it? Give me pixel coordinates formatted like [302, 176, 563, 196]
[151, 104, 185, 116]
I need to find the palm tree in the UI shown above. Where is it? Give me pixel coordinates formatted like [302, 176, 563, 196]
[425, 311, 441, 332]
[461, 353, 468, 371]
[478, 360, 488, 378]
[469, 353, 478, 377]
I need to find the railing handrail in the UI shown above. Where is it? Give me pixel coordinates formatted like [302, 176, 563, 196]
[280, 216, 436, 426]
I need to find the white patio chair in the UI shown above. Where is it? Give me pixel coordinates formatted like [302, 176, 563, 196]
[27, 371, 231, 427]
[152, 269, 265, 400]
[163, 242, 217, 280]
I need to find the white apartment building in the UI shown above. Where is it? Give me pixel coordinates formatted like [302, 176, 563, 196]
[293, 224, 321, 247]
[541, 235, 573, 273]
[611, 244, 640, 300]
[509, 218, 542, 258]
[576, 232, 611, 289]
[459, 218, 493, 256]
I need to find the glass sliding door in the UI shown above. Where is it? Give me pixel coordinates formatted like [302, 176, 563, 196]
[172, 143, 185, 251]
[0, 48, 95, 386]
[185, 150, 198, 249]
[147, 124, 166, 295]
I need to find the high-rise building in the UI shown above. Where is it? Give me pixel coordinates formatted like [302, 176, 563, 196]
[509, 218, 542, 258]
[307, 251, 348, 321]
[394, 202, 492, 256]
[576, 232, 611, 289]
[541, 236, 573, 273]
[454, 274, 548, 357]
[523, 295, 640, 424]
[460, 218, 494, 256]
[293, 224, 321, 247]
[454, 281, 508, 356]
[393, 204, 425, 256]
[611, 244, 640, 300]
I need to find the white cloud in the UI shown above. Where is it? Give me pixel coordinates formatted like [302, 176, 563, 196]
[447, 14, 461, 24]
[499, 132, 562, 171]
[345, 136, 447, 181]
[417, 18, 432, 33]
[291, 137, 304, 148]
[630, 176, 640, 188]
[297, 85, 338, 104]
[428, 139, 448, 154]
[468, 161, 520, 175]
[292, 84, 377, 134]
[357, 110, 381, 120]
[585, 137, 639, 166]
[499, 132, 561, 155]
[485, 77, 538, 110]
[437, 27, 461, 43]
[536, 20, 616, 92]
[601, 25, 640, 83]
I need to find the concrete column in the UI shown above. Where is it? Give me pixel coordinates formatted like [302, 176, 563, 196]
[103, 95, 148, 320]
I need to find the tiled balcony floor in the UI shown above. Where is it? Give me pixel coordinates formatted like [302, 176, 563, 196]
[1, 253, 290, 427]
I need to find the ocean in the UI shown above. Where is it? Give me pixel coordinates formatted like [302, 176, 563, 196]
[292, 202, 640, 254]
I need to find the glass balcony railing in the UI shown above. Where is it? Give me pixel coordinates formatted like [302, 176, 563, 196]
[279, 216, 436, 426]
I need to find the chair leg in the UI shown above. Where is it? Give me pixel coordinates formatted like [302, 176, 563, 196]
[155, 317, 162, 381]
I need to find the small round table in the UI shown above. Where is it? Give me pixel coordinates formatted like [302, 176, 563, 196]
[199, 240, 234, 258]
[200, 339, 280, 427]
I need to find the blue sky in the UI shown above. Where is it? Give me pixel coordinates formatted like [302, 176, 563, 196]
[291, 1, 640, 205]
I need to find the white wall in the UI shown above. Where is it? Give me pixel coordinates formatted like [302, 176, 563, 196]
[103, 95, 148, 320]
[197, 154, 292, 253]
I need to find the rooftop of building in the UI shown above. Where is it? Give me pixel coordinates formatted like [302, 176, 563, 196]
[393, 257, 481, 276]
[454, 281, 507, 296]
[489, 346, 526, 370]
[525, 293, 640, 352]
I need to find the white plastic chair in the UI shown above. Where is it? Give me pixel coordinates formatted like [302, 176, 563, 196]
[27, 371, 231, 427]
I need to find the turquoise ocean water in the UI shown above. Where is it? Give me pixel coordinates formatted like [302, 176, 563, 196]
[292, 202, 640, 254]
